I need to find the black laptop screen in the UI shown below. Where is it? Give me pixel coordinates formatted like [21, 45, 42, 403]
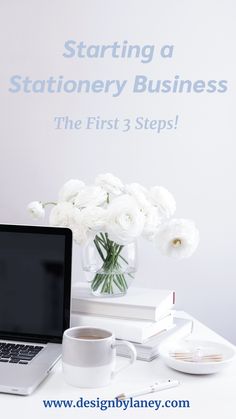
[0, 228, 71, 342]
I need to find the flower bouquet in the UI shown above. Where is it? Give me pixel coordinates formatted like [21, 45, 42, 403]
[28, 173, 199, 296]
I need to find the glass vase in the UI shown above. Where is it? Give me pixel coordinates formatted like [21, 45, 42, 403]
[81, 233, 137, 297]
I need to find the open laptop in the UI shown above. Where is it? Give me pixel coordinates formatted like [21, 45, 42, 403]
[0, 224, 72, 395]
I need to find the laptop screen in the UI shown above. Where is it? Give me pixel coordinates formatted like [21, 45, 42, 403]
[0, 226, 72, 342]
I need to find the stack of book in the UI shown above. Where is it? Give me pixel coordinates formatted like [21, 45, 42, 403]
[71, 283, 193, 361]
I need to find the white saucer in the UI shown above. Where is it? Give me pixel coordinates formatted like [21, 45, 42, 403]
[159, 339, 235, 374]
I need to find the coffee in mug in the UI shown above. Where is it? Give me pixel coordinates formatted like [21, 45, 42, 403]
[62, 326, 137, 388]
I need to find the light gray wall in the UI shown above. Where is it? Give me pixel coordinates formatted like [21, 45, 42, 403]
[0, 0, 235, 343]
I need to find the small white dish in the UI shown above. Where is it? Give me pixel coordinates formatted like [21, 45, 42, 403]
[159, 339, 235, 375]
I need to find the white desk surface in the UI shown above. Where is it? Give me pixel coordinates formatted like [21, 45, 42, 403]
[1, 312, 235, 419]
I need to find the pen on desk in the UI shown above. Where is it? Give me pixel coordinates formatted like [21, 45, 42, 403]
[116, 379, 180, 400]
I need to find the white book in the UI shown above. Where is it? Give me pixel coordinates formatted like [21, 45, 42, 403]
[72, 283, 175, 321]
[116, 317, 193, 361]
[70, 311, 173, 343]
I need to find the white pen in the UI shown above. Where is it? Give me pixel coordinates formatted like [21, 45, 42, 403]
[116, 379, 180, 400]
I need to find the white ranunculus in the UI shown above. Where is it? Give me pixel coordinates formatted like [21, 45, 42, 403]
[125, 182, 149, 208]
[125, 182, 148, 197]
[154, 219, 199, 259]
[142, 204, 161, 240]
[72, 222, 90, 245]
[49, 202, 80, 227]
[81, 206, 107, 232]
[72, 207, 107, 245]
[69, 208, 92, 245]
[28, 201, 45, 219]
[49, 202, 90, 244]
[106, 195, 145, 245]
[95, 173, 124, 196]
[73, 186, 107, 208]
[148, 186, 176, 219]
[59, 179, 85, 202]
[125, 183, 160, 239]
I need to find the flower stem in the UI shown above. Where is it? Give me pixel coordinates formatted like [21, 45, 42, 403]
[90, 233, 133, 295]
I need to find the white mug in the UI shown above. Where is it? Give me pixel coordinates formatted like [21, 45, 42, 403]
[62, 326, 137, 388]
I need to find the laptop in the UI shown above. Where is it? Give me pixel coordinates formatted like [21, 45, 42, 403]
[0, 224, 72, 395]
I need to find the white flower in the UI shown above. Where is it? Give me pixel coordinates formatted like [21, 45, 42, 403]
[125, 183, 160, 239]
[95, 173, 124, 196]
[49, 202, 90, 244]
[49, 202, 80, 227]
[72, 223, 90, 245]
[106, 195, 145, 245]
[28, 201, 45, 219]
[142, 204, 161, 240]
[125, 183, 149, 207]
[148, 186, 176, 219]
[73, 186, 107, 208]
[59, 179, 85, 202]
[155, 219, 199, 259]
[81, 206, 106, 232]
[72, 208, 106, 245]
[125, 182, 148, 197]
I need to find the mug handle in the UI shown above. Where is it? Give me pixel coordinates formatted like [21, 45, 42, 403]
[111, 340, 137, 378]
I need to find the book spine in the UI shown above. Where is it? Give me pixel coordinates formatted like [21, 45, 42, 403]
[115, 319, 193, 361]
[70, 312, 173, 343]
[70, 313, 143, 342]
[71, 295, 174, 321]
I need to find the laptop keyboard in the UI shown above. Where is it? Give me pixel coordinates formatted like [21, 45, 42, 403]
[0, 342, 43, 365]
